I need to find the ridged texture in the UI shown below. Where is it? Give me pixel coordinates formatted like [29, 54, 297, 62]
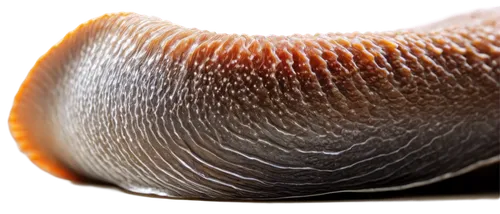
[9, 9, 500, 200]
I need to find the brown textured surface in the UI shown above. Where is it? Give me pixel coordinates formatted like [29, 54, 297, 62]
[8, 9, 500, 199]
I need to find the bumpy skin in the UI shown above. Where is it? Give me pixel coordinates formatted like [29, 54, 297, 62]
[9, 9, 500, 200]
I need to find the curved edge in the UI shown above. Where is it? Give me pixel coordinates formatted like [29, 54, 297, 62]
[8, 10, 500, 197]
[63, 155, 500, 204]
[7, 12, 134, 181]
[8, 45, 80, 181]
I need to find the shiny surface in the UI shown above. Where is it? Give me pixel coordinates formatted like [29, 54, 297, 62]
[8, 7, 500, 200]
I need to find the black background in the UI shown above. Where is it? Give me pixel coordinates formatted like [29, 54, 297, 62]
[2, 0, 500, 207]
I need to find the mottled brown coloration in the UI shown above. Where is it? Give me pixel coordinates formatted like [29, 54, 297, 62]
[9, 9, 500, 200]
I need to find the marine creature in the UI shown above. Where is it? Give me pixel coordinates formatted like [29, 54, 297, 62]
[9, 8, 500, 200]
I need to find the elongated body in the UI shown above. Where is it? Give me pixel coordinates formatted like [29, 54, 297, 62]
[9, 9, 500, 200]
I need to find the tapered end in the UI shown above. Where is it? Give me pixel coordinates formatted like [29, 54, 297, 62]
[7, 36, 86, 179]
[7, 13, 133, 181]
[8, 57, 80, 181]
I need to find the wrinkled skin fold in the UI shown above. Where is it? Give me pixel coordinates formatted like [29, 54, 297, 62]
[8, 8, 500, 200]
